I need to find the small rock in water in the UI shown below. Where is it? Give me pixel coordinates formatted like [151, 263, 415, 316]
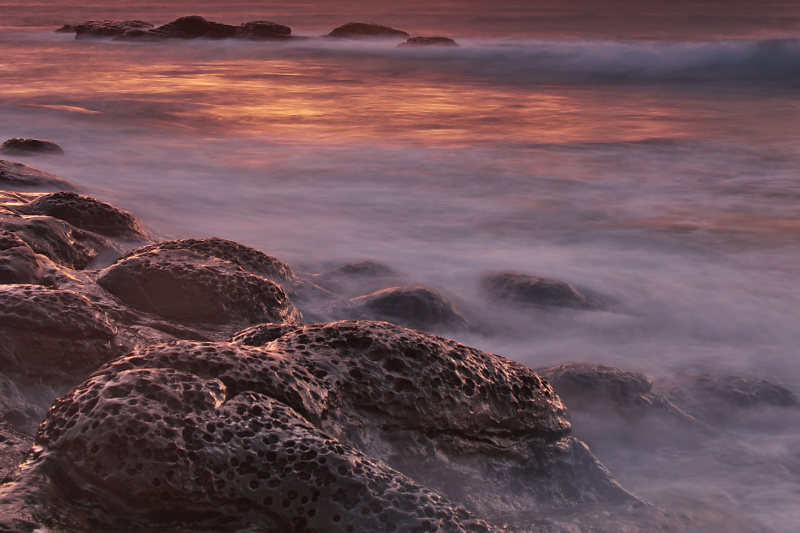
[73, 19, 154, 39]
[149, 15, 238, 39]
[19, 192, 147, 240]
[482, 271, 603, 310]
[1, 138, 64, 156]
[399, 36, 458, 47]
[235, 20, 293, 40]
[327, 22, 409, 38]
[0, 159, 75, 191]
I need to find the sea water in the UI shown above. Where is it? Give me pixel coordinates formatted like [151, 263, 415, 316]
[1, 1, 799, 530]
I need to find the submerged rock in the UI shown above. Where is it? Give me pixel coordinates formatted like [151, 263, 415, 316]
[315, 260, 404, 297]
[19, 192, 146, 240]
[342, 285, 469, 332]
[97, 248, 301, 329]
[0, 159, 74, 191]
[482, 271, 602, 310]
[1, 138, 64, 156]
[73, 19, 154, 39]
[399, 36, 458, 47]
[327, 22, 409, 38]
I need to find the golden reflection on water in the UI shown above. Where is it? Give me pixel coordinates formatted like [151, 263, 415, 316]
[0, 40, 695, 146]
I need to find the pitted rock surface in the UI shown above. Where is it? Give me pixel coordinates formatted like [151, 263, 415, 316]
[327, 22, 409, 38]
[0, 284, 120, 384]
[10, 341, 494, 532]
[343, 286, 469, 332]
[655, 373, 800, 425]
[97, 248, 301, 328]
[19, 192, 146, 240]
[0, 160, 75, 191]
[483, 271, 602, 310]
[231, 322, 304, 346]
[0, 139, 64, 156]
[123, 237, 298, 286]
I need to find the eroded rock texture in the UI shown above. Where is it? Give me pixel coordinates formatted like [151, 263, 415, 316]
[341, 285, 469, 332]
[18, 192, 146, 240]
[327, 22, 409, 38]
[483, 271, 602, 310]
[0, 139, 64, 156]
[97, 248, 301, 330]
[0, 159, 74, 191]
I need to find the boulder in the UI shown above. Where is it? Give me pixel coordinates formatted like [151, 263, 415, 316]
[655, 373, 800, 426]
[314, 260, 403, 297]
[482, 271, 602, 310]
[399, 36, 458, 47]
[54, 24, 75, 33]
[0, 139, 63, 156]
[97, 248, 301, 329]
[231, 322, 302, 345]
[149, 15, 238, 39]
[0, 159, 75, 191]
[235, 20, 292, 40]
[342, 285, 469, 332]
[327, 22, 409, 39]
[73, 19, 154, 39]
[18, 192, 146, 240]
[0, 231, 57, 285]
[0, 340, 494, 531]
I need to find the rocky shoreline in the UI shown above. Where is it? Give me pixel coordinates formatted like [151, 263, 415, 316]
[1, 153, 798, 531]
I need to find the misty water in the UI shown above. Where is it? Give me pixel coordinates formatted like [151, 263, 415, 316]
[2, 1, 800, 531]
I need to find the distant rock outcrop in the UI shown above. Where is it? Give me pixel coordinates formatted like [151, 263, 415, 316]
[327, 22, 409, 38]
[1, 138, 64, 156]
[399, 36, 458, 47]
[482, 271, 603, 310]
[73, 19, 155, 39]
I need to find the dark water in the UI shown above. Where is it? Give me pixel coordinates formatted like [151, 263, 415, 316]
[1, 1, 800, 530]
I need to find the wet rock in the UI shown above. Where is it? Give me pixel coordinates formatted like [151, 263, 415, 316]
[73, 19, 154, 39]
[235, 20, 293, 40]
[1, 139, 64, 156]
[399, 36, 458, 47]
[150, 15, 238, 39]
[0, 284, 120, 385]
[0, 421, 30, 482]
[342, 285, 469, 332]
[0, 212, 117, 269]
[97, 248, 301, 329]
[18, 192, 146, 240]
[123, 237, 298, 286]
[327, 22, 409, 39]
[0, 159, 75, 191]
[315, 260, 404, 297]
[655, 373, 800, 425]
[0, 340, 494, 532]
[482, 271, 602, 310]
[0, 231, 51, 284]
[54, 24, 75, 33]
[231, 322, 302, 345]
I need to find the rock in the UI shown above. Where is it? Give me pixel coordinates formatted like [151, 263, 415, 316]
[0, 421, 30, 482]
[0, 159, 75, 191]
[73, 19, 154, 39]
[314, 260, 404, 297]
[97, 248, 301, 329]
[0, 212, 117, 269]
[342, 285, 469, 332]
[482, 271, 602, 310]
[149, 15, 238, 39]
[0, 340, 494, 531]
[0, 231, 56, 285]
[122, 237, 298, 286]
[1, 139, 64, 156]
[235, 20, 292, 40]
[0, 284, 120, 385]
[54, 24, 75, 33]
[655, 373, 800, 426]
[399, 36, 458, 47]
[18, 192, 146, 240]
[327, 22, 409, 39]
[231, 322, 302, 345]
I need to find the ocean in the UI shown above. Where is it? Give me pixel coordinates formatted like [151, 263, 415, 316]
[1, 1, 799, 530]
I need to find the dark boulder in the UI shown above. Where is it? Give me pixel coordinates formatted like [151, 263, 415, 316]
[54, 24, 75, 33]
[1, 139, 63, 156]
[342, 285, 469, 332]
[0, 340, 493, 532]
[0, 159, 75, 191]
[150, 15, 238, 39]
[73, 19, 154, 39]
[18, 192, 146, 240]
[399, 36, 458, 47]
[314, 260, 403, 297]
[482, 271, 602, 310]
[327, 22, 409, 38]
[97, 248, 301, 329]
[655, 373, 800, 426]
[122, 237, 298, 286]
[235, 20, 292, 40]
[0, 231, 56, 285]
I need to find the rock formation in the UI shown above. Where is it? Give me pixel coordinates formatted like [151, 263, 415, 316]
[0, 159, 75, 191]
[399, 36, 458, 47]
[1, 139, 64, 156]
[327, 22, 409, 38]
[482, 271, 603, 310]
